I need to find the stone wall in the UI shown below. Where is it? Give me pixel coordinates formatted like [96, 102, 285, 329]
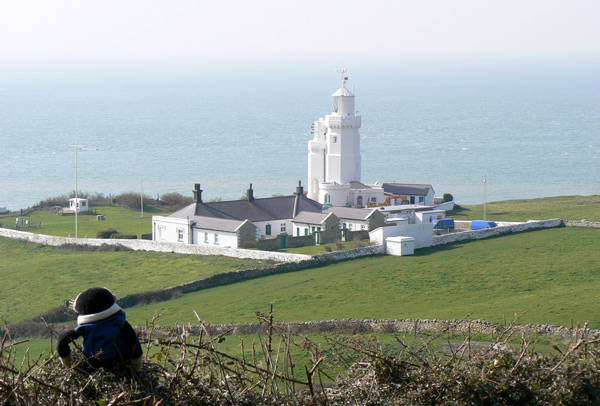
[312, 244, 384, 263]
[431, 218, 563, 247]
[0, 228, 310, 263]
[563, 220, 600, 228]
[145, 317, 599, 340]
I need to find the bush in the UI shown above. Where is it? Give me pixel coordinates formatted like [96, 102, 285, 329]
[324, 244, 333, 252]
[352, 236, 363, 249]
[141, 233, 153, 240]
[97, 229, 118, 239]
[110, 233, 137, 239]
[114, 192, 152, 210]
[58, 243, 132, 252]
[334, 239, 344, 250]
[241, 241, 257, 249]
[160, 192, 194, 210]
[443, 193, 454, 202]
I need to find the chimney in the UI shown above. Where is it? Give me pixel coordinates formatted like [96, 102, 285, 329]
[295, 180, 304, 196]
[193, 183, 203, 204]
[247, 183, 254, 202]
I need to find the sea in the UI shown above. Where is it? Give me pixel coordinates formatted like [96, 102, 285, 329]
[1, 58, 599, 211]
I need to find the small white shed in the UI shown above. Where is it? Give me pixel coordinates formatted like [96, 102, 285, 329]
[68, 198, 89, 213]
[385, 236, 415, 256]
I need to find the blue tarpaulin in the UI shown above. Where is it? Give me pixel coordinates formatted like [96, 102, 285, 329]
[471, 220, 497, 230]
[433, 218, 455, 230]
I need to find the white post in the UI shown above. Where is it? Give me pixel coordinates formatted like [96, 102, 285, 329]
[69, 144, 97, 238]
[140, 161, 144, 218]
[483, 174, 487, 228]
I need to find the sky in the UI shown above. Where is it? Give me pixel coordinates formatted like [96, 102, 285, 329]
[1, 0, 599, 70]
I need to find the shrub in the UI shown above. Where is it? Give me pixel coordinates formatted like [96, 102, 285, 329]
[334, 239, 344, 250]
[443, 193, 454, 202]
[110, 233, 137, 239]
[58, 243, 132, 252]
[324, 244, 333, 252]
[141, 233, 153, 240]
[352, 236, 363, 249]
[97, 229, 118, 239]
[241, 241, 257, 249]
[160, 192, 194, 210]
[114, 192, 152, 210]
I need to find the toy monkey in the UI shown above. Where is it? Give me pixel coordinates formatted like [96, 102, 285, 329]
[57, 287, 143, 371]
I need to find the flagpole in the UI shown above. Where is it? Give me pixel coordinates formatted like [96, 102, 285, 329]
[483, 174, 487, 228]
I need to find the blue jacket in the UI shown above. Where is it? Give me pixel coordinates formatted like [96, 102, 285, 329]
[75, 310, 131, 359]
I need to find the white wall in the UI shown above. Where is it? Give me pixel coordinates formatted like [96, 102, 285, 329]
[370, 223, 433, 249]
[152, 216, 190, 243]
[415, 210, 445, 224]
[254, 220, 293, 237]
[192, 228, 239, 249]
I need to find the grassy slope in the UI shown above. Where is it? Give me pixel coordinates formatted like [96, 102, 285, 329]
[0, 238, 273, 323]
[448, 195, 600, 222]
[123, 227, 600, 329]
[1, 206, 161, 238]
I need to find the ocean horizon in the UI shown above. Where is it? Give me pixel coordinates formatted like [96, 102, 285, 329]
[1, 58, 598, 211]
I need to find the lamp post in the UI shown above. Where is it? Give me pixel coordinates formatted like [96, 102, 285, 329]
[68, 144, 97, 238]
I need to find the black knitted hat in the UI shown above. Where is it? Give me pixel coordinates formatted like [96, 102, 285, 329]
[73, 287, 117, 315]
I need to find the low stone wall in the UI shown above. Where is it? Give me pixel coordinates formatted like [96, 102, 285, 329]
[0, 228, 310, 263]
[145, 318, 599, 340]
[431, 218, 563, 246]
[312, 244, 384, 263]
[563, 220, 600, 228]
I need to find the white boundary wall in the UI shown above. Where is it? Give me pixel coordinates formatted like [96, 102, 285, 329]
[0, 228, 310, 263]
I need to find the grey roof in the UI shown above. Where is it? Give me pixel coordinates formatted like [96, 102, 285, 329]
[169, 194, 323, 223]
[382, 183, 433, 196]
[349, 181, 372, 190]
[293, 211, 331, 224]
[189, 216, 251, 233]
[323, 206, 377, 221]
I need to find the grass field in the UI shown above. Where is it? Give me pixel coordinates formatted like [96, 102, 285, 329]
[1, 195, 598, 329]
[0, 205, 161, 238]
[0, 237, 274, 324]
[448, 195, 600, 222]
[120, 227, 600, 329]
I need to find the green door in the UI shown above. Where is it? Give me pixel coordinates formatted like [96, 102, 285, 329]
[281, 235, 286, 249]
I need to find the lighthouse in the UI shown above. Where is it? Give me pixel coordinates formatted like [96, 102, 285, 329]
[308, 69, 383, 207]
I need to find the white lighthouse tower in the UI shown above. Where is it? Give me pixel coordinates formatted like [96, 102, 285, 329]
[308, 69, 383, 207]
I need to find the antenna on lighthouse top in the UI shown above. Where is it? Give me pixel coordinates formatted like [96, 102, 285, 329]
[336, 67, 348, 88]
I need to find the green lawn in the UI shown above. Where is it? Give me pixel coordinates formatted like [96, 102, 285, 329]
[0, 237, 275, 324]
[122, 227, 600, 329]
[1, 206, 163, 238]
[448, 195, 600, 222]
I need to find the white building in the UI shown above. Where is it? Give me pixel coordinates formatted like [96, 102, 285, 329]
[307, 68, 385, 207]
[68, 198, 88, 213]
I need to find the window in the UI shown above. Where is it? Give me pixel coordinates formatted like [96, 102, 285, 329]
[214, 234, 219, 244]
[266, 224, 271, 235]
[280, 223, 286, 233]
[177, 228, 184, 242]
[356, 196, 363, 206]
[324, 193, 330, 203]
[158, 226, 166, 240]
[410, 196, 415, 204]
[437, 215, 443, 219]
[297, 227, 300, 236]
[419, 196, 424, 203]
[305, 228, 309, 235]
[333, 136, 337, 143]
[342, 222, 347, 229]
[361, 225, 366, 230]
[204, 232, 209, 243]
[370, 197, 377, 203]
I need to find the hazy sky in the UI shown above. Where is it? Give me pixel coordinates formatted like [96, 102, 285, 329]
[1, 0, 599, 68]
